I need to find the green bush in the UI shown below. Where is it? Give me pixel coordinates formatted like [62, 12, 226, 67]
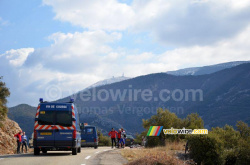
[98, 130, 111, 146]
[188, 135, 224, 165]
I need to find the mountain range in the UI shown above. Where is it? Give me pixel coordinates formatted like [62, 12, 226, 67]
[8, 61, 250, 137]
[167, 61, 250, 76]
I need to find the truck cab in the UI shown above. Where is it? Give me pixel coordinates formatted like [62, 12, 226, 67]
[33, 98, 81, 155]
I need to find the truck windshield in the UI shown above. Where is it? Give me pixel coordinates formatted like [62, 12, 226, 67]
[38, 111, 54, 125]
[82, 127, 94, 134]
[56, 111, 72, 127]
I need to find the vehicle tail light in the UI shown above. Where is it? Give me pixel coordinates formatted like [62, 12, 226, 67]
[34, 130, 37, 139]
[73, 130, 76, 139]
[94, 138, 96, 142]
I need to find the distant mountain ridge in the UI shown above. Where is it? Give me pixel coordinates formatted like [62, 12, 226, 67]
[8, 62, 250, 137]
[85, 75, 130, 89]
[167, 61, 250, 76]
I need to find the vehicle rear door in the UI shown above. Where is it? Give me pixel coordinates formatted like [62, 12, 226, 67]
[54, 105, 74, 147]
[85, 127, 95, 143]
[36, 105, 55, 147]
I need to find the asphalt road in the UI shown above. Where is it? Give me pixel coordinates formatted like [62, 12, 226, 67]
[0, 147, 128, 165]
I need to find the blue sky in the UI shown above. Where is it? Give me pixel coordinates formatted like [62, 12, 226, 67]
[1, 0, 250, 106]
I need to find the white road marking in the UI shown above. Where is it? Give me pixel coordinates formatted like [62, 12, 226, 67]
[85, 156, 91, 160]
[0, 158, 4, 160]
[81, 164, 85, 165]
[95, 151, 100, 154]
[104, 150, 107, 151]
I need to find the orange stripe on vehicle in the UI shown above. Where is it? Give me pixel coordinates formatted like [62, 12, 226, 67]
[45, 125, 51, 130]
[34, 124, 39, 130]
[37, 105, 40, 110]
[39, 125, 45, 130]
[59, 126, 65, 130]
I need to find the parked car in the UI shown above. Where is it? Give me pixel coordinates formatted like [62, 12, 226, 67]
[125, 135, 134, 146]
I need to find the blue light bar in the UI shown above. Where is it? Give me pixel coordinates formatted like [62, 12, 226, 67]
[70, 98, 74, 103]
[39, 98, 43, 103]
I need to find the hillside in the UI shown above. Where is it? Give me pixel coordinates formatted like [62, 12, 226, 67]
[0, 118, 22, 154]
[58, 63, 250, 133]
[8, 63, 250, 136]
[8, 104, 36, 138]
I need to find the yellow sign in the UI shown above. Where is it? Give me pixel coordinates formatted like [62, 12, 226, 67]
[40, 111, 45, 114]
[40, 132, 52, 135]
[81, 140, 86, 142]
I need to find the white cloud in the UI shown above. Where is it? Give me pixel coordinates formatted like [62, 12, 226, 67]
[1, 48, 34, 67]
[42, 0, 135, 30]
[43, 0, 250, 46]
[24, 30, 122, 73]
[0, 0, 250, 109]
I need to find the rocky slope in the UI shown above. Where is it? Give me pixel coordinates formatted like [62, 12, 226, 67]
[0, 117, 22, 155]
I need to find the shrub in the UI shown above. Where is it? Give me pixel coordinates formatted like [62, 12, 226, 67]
[188, 135, 224, 165]
[98, 131, 111, 146]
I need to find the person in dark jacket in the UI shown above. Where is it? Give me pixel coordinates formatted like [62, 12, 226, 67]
[14, 131, 22, 154]
[108, 128, 118, 148]
[21, 132, 28, 153]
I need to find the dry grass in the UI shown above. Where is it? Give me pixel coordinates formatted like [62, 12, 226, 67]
[121, 141, 187, 165]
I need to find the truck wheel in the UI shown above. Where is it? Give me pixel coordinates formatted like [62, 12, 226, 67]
[42, 149, 47, 154]
[72, 148, 77, 155]
[77, 147, 81, 153]
[94, 146, 98, 149]
[34, 148, 40, 155]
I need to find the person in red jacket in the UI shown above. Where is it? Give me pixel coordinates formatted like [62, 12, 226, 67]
[108, 128, 118, 148]
[14, 130, 22, 154]
[117, 129, 121, 148]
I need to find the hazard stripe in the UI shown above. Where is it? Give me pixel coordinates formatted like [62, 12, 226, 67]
[45, 125, 51, 130]
[72, 123, 76, 130]
[34, 125, 39, 130]
[36, 125, 42, 130]
[39, 125, 45, 130]
[59, 126, 65, 130]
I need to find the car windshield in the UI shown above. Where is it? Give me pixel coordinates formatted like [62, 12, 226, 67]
[38, 110, 54, 125]
[126, 135, 133, 139]
[56, 111, 72, 127]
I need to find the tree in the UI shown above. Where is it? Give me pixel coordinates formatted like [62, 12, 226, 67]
[97, 130, 111, 146]
[143, 108, 182, 145]
[236, 121, 249, 139]
[182, 113, 204, 129]
[0, 76, 10, 124]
